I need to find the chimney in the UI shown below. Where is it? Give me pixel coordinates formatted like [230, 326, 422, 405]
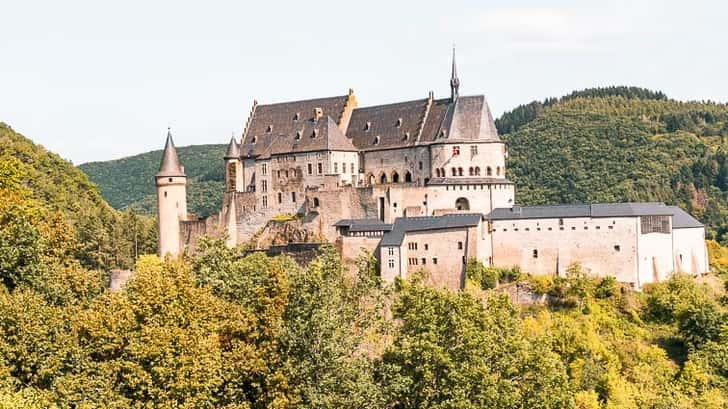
[313, 107, 323, 121]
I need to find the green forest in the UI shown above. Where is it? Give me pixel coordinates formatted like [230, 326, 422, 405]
[3, 129, 728, 406]
[79, 144, 226, 218]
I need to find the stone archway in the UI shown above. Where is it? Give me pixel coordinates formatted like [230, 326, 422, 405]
[367, 173, 375, 186]
[404, 171, 412, 183]
[391, 171, 400, 183]
[455, 197, 470, 211]
[379, 172, 387, 184]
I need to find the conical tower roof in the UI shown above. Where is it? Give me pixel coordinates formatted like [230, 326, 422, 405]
[224, 135, 241, 159]
[156, 128, 185, 177]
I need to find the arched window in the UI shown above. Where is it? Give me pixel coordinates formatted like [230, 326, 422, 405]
[475, 167, 480, 176]
[391, 171, 400, 183]
[404, 171, 412, 183]
[367, 173, 375, 185]
[441, 168, 446, 177]
[435, 168, 441, 177]
[458, 167, 463, 176]
[379, 173, 387, 184]
[313, 197, 320, 207]
[497, 166, 501, 176]
[455, 197, 470, 211]
[452, 167, 457, 176]
[486, 167, 492, 176]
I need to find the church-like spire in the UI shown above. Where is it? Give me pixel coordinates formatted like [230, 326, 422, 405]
[157, 127, 185, 177]
[224, 133, 241, 159]
[450, 46, 460, 101]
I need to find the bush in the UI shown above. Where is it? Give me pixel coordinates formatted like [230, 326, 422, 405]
[594, 276, 618, 299]
[465, 259, 499, 290]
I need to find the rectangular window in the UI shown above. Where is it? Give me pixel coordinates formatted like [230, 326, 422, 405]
[292, 192, 296, 202]
[421, 258, 426, 265]
[533, 249, 538, 258]
[334, 162, 338, 173]
[261, 180, 268, 193]
[388, 247, 394, 256]
[307, 163, 313, 175]
[470, 145, 478, 156]
[388, 259, 395, 269]
[433, 257, 438, 265]
[262, 164, 267, 175]
[351, 163, 355, 174]
[262, 196, 268, 208]
[424, 244, 429, 250]
[418, 161, 423, 170]
[457, 241, 463, 250]
[317, 163, 323, 174]
[641, 215, 670, 234]
[452, 146, 460, 156]
[277, 192, 282, 204]
[277, 170, 281, 178]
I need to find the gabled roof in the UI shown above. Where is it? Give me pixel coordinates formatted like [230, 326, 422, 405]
[381, 213, 482, 246]
[448, 95, 499, 141]
[486, 202, 679, 221]
[156, 130, 185, 177]
[347, 98, 433, 150]
[266, 116, 357, 157]
[669, 206, 704, 229]
[240, 95, 350, 158]
[334, 219, 393, 232]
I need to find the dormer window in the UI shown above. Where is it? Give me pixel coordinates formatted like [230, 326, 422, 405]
[312, 129, 318, 138]
[364, 122, 371, 131]
[403, 132, 410, 141]
[267, 125, 273, 133]
[251, 136, 257, 144]
[373, 135, 380, 145]
[439, 129, 447, 138]
[294, 112, 301, 121]
[396, 118, 403, 127]
[295, 130, 302, 140]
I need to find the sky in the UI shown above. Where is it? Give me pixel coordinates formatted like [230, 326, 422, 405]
[1, 0, 727, 164]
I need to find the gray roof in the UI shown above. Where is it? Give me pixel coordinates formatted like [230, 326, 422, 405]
[427, 177, 513, 186]
[486, 202, 683, 221]
[224, 137, 240, 159]
[156, 129, 185, 177]
[381, 213, 482, 246]
[669, 206, 704, 229]
[334, 219, 393, 232]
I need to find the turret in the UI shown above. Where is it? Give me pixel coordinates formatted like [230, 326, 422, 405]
[224, 134, 242, 192]
[155, 128, 187, 258]
[450, 46, 460, 101]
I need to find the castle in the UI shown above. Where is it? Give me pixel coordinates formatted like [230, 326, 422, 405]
[155, 52, 709, 289]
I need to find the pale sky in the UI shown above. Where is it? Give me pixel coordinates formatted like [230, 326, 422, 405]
[1, 0, 727, 164]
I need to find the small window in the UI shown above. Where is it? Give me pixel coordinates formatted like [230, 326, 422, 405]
[364, 121, 371, 131]
[294, 112, 300, 120]
[313, 197, 320, 207]
[458, 167, 463, 176]
[388, 259, 395, 269]
[571, 226, 576, 230]
[433, 257, 438, 265]
[451, 167, 457, 176]
[168, 177, 173, 183]
[614, 245, 621, 252]
[421, 258, 426, 265]
[164, 191, 167, 198]
[388, 247, 394, 256]
[317, 163, 323, 174]
[262, 195, 268, 208]
[277, 192, 282, 204]
[373, 135, 380, 145]
[533, 249, 538, 258]
[424, 244, 429, 250]
[295, 130, 302, 140]
[608, 225, 614, 230]
[312, 129, 318, 138]
[418, 161, 423, 170]
[351, 163, 355, 174]
[262, 164, 267, 175]
[307, 163, 313, 175]
[396, 118, 403, 127]
[251, 136, 257, 144]
[559, 218, 564, 226]
[457, 241, 463, 250]
[334, 163, 338, 173]
[452, 146, 460, 156]
[267, 125, 273, 133]
[261, 180, 267, 192]
[292, 192, 296, 202]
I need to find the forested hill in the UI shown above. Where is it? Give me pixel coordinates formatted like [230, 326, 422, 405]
[499, 86, 728, 243]
[0, 123, 156, 271]
[79, 144, 226, 217]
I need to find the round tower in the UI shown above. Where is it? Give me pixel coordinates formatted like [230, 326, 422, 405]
[224, 135, 242, 192]
[155, 128, 187, 258]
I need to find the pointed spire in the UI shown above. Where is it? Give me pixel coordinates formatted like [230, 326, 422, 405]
[224, 133, 241, 159]
[157, 127, 185, 177]
[450, 45, 460, 101]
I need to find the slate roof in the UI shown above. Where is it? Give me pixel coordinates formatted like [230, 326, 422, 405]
[224, 137, 240, 159]
[240, 95, 350, 158]
[346, 95, 500, 151]
[669, 206, 704, 229]
[486, 202, 680, 221]
[156, 130, 185, 177]
[381, 213, 483, 246]
[334, 219, 393, 232]
[427, 177, 514, 185]
[265, 116, 357, 157]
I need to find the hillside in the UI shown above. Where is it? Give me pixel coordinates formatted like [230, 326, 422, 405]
[79, 144, 226, 217]
[0, 123, 156, 270]
[498, 87, 728, 243]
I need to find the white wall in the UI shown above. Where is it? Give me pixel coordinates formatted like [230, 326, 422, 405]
[673, 227, 709, 276]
